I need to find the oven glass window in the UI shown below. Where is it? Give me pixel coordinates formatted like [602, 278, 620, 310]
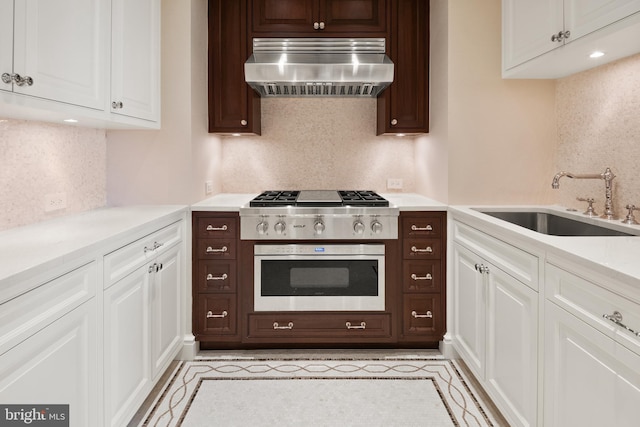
[261, 260, 379, 296]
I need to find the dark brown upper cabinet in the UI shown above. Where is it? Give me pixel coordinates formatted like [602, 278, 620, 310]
[377, 0, 429, 135]
[208, 0, 261, 135]
[250, 0, 389, 36]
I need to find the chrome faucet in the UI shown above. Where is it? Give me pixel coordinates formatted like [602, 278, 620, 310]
[552, 167, 616, 220]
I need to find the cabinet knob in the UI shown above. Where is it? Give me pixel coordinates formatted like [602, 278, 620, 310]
[7, 73, 34, 87]
[112, 101, 124, 109]
[551, 30, 570, 42]
[319, 21, 325, 30]
[240, 119, 247, 126]
[2, 73, 13, 84]
[391, 118, 398, 125]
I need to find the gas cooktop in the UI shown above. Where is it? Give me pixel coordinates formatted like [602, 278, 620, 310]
[249, 190, 389, 207]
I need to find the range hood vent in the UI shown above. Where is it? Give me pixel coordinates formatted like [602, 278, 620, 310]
[244, 38, 394, 98]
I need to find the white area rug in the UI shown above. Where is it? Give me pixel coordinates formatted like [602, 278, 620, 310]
[139, 356, 500, 427]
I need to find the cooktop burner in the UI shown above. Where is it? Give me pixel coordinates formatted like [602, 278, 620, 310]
[249, 190, 389, 207]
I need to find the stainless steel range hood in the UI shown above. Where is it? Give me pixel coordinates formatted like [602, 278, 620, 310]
[244, 38, 394, 97]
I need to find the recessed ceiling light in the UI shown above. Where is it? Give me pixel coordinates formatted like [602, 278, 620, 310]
[231, 133, 241, 137]
[396, 133, 406, 137]
[63, 119, 78, 123]
[590, 51, 605, 58]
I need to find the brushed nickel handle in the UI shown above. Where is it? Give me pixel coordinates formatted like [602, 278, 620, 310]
[206, 310, 228, 318]
[621, 204, 639, 225]
[603, 311, 640, 338]
[206, 224, 228, 231]
[474, 263, 490, 274]
[144, 241, 164, 253]
[240, 119, 247, 126]
[319, 21, 325, 29]
[206, 246, 228, 253]
[391, 118, 398, 125]
[206, 273, 228, 281]
[412, 310, 433, 319]
[551, 30, 570, 42]
[411, 246, 433, 253]
[411, 273, 433, 281]
[2, 73, 12, 84]
[111, 101, 123, 109]
[12, 73, 33, 86]
[346, 321, 366, 330]
[411, 224, 433, 231]
[577, 197, 598, 217]
[273, 321, 294, 330]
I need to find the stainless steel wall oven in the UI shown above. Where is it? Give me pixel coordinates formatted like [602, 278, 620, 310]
[254, 244, 385, 311]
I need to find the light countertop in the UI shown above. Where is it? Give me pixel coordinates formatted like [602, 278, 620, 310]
[0, 205, 188, 299]
[449, 205, 640, 300]
[191, 192, 447, 211]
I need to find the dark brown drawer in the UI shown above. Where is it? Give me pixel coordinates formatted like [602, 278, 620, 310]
[402, 239, 442, 259]
[402, 260, 442, 293]
[195, 295, 237, 336]
[401, 294, 444, 339]
[196, 239, 237, 259]
[401, 214, 443, 239]
[195, 260, 237, 293]
[248, 313, 392, 339]
[195, 216, 238, 238]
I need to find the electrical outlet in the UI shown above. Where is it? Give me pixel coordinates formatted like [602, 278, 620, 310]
[387, 178, 403, 190]
[44, 192, 67, 212]
[205, 181, 213, 195]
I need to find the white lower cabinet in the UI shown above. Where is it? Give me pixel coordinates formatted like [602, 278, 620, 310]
[451, 220, 539, 427]
[104, 228, 183, 427]
[544, 262, 640, 427]
[0, 263, 98, 427]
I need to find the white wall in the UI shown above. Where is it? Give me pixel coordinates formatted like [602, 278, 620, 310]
[106, 0, 221, 206]
[432, 0, 558, 206]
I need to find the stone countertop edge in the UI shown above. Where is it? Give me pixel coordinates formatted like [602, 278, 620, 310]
[0, 205, 189, 297]
[449, 205, 640, 299]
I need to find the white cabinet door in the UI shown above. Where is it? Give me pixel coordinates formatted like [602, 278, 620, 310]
[12, 0, 108, 109]
[104, 266, 152, 427]
[544, 301, 640, 427]
[151, 244, 182, 380]
[111, 0, 160, 122]
[0, 0, 12, 94]
[566, 0, 640, 40]
[502, 0, 562, 70]
[452, 243, 486, 379]
[486, 267, 538, 427]
[0, 300, 99, 427]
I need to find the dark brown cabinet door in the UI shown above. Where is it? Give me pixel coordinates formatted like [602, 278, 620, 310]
[209, 0, 261, 134]
[251, 0, 388, 36]
[377, 0, 429, 135]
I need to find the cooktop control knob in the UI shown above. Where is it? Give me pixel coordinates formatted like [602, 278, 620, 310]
[256, 220, 269, 235]
[371, 220, 383, 234]
[353, 220, 365, 234]
[314, 220, 325, 235]
[274, 221, 286, 234]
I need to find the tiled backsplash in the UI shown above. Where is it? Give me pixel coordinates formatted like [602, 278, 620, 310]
[0, 119, 106, 231]
[555, 53, 640, 218]
[221, 98, 415, 193]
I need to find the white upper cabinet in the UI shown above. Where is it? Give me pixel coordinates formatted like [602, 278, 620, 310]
[111, 0, 161, 123]
[0, 0, 13, 94]
[0, 0, 160, 128]
[503, 0, 640, 78]
[6, 0, 108, 109]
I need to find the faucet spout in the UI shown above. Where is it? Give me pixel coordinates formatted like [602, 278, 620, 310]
[551, 167, 616, 219]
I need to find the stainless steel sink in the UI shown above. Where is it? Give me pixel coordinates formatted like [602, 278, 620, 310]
[478, 210, 635, 237]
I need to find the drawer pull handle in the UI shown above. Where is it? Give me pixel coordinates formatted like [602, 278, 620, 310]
[411, 224, 433, 231]
[412, 310, 433, 319]
[206, 246, 228, 253]
[144, 241, 164, 253]
[206, 273, 228, 281]
[411, 273, 433, 281]
[206, 310, 228, 318]
[411, 246, 433, 253]
[206, 224, 228, 231]
[603, 311, 640, 337]
[346, 321, 366, 330]
[273, 322, 294, 330]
